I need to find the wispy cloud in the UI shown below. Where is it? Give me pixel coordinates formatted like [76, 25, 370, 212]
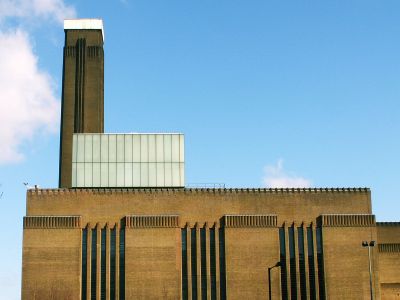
[0, 0, 76, 164]
[0, 0, 75, 24]
[262, 159, 312, 188]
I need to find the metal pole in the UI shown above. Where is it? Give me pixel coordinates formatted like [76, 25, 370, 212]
[368, 246, 374, 300]
[268, 267, 272, 300]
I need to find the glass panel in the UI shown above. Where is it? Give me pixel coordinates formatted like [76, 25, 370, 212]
[191, 228, 197, 300]
[100, 163, 108, 187]
[149, 163, 156, 186]
[119, 229, 125, 300]
[279, 227, 288, 299]
[140, 135, 148, 162]
[307, 227, 316, 300]
[124, 163, 132, 187]
[172, 134, 179, 162]
[164, 134, 172, 162]
[93, 163, 100, 187]
[85, 163, 92, 187]
[148, 134, 156, 162]
[179, 134, 185, 162]
[72, 134, 77, 162]
[110, 228, 116, 300]
[93, 134, 100, 162]
[132, 135, 140, 162]
[140, 163, 149, 186]
[124, 135, 133, 162]
[91, 229, 97, 300]
[219, 228, 227, 300]
[156, 135, 164, 162]
[201, 228, 207, 299]
[132, 163, 140, 186]
[181, 229, 188, 300]
[72, 162, 77, 187]
[77, 163, 84, 187]
[81, 228, 87, 300]
[180, 163, 185, 187]
[289, 226, 297, 299]
[108, 134, 117, 162]
[164, 163, 172, 186]
[117, 163, 124, 187]
[298, 227, 307, 300]
[172, 163, 180, 186]
[101, 229, 106, 300]
[117, 135, 124, 163]
[210, 228, 217, 300]
[77, 135, 85, 162]
[109, 162, 117, 187]
[101, 134, 108, 163]
[156, 163, 165, 187]
[84, 135, 92, 162]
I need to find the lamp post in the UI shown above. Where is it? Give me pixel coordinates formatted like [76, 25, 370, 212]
[362, 240, 376, 300]
[268, 262, 281, 300]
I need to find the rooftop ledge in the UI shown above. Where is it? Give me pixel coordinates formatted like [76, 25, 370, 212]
[27, 187, 371, 195]
[64, 19, 104, 41]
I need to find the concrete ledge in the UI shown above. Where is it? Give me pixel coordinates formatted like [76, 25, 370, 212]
[223, 215, 277, 228]
[319, 214, 376, 227]
[125, 215, 179, 228]
[24, 216, 81, 229]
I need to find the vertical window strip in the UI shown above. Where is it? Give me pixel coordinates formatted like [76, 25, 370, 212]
[288, 226, 297, 300]
[191, 228, 198, 300]
[101, 229, 106, 300]
[210, 228, 217, 300]
[181, 229, 188, 300]
[200, 228, 207, 300]
[91, 229, 97, 300]
[279, 227, 288, 300]
[119, 228, 125, 300]
[82, 228, 87, 300]
[218, 228, 227, 300]
[298, 227, 307, 300]
[307, 227, 316, 300]
[316, 228, 326, 300]
[110, 228, 116, 300]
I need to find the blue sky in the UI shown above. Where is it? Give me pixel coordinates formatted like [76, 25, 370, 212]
[0, 1, 399, 298]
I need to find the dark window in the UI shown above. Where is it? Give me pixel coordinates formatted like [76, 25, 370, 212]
[101, 229, 106, 300]
[316, 227, 326, 300]
[279, 227, 288, 300]
[82, 228, 87, 300]
[119, 228, 125, 300]
[219, 228, 226, 300]
[110, 228, 116, 300]
[191, 228, 197, 300]
[200, 228, 207, 300]
[298, 227, 306, 300]
[307, 227, 316, 300]
[210, 228, 217, 300]
[91, 229, 97, 300]
[181, 229, 188, 300]
[288, 226, 297, 300]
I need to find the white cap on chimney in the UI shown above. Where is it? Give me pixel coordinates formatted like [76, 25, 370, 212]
[64, 19, 104, 41]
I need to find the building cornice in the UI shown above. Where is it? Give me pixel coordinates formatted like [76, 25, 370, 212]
[27, 187, 370, 196]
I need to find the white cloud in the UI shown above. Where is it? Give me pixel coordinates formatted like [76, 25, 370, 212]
[0, 0, 76, 24]
[0, 0, 76, 164]
[0, 29, 60, 163]
[262, 159, 312, 188]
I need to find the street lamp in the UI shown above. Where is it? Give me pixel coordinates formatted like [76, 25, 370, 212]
[362, 240, 376, 300]
[268, 262, 281, 300]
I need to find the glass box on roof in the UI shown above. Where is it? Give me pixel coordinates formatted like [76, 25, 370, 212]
[71, 133, 184, 188]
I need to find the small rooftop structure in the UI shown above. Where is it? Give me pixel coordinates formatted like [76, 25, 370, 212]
[64, 19, 104, 41]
